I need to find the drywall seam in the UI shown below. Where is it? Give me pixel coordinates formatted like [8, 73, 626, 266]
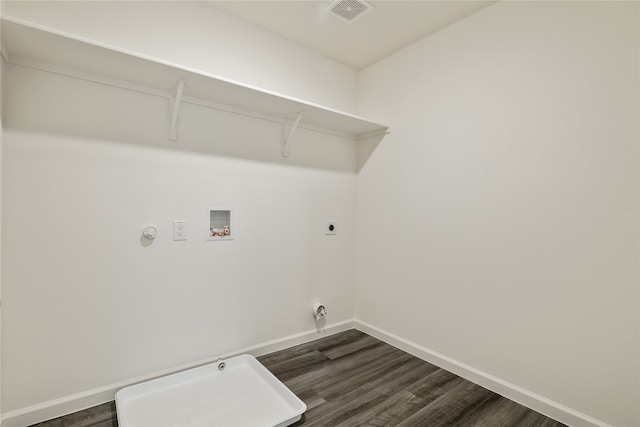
[0, 319, 356, 427]
[354, 320, 613, 427]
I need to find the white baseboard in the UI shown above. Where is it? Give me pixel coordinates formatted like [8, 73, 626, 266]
[0, 319, 356, 427]
[2, 319, 612, 427]
[354, 320, 612, 427]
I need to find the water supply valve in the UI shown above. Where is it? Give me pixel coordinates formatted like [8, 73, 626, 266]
[312, 303, 327, 320]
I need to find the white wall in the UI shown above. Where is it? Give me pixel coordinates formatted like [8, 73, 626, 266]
[357, 2, 639, 426]
[3, 1, 639, 426]
[0, 1, 4, 417]
[1, 61, 357, 415]
[1, 1, 361, 419]
[3, 0, 359, 113]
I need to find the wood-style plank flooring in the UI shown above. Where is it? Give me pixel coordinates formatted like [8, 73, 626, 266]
[30, 329, 566, 427]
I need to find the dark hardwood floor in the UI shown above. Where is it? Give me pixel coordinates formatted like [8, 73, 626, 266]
[30, 329, 566, 427]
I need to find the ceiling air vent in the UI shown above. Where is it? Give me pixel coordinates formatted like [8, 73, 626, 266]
[326, 0, 374, 24]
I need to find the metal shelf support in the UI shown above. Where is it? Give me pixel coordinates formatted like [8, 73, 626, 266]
[169, 77, 186, 141]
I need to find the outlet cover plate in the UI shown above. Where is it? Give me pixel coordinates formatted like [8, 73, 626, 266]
[173, 220, 187, 241]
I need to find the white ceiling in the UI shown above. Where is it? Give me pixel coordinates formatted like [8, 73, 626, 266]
[205, 1, 495, 70]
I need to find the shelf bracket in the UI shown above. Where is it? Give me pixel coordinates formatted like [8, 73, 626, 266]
[169, 77, 186, 141]
[283, 110, 306, 157]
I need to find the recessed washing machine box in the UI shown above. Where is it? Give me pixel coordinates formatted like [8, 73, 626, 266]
[208, 207, 233, 240]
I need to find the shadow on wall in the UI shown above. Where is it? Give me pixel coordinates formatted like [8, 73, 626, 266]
[357, 134, 385, 172]
[3, 62, 378, 174]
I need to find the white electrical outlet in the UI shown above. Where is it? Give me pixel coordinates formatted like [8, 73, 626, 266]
[173, 220, 187, 241]
[325, 220, 337, 235]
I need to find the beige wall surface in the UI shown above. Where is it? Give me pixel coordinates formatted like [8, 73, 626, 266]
[3, 0, 359, 114]
[357, 2, 639, 426]
[2, 61, 358, 414]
